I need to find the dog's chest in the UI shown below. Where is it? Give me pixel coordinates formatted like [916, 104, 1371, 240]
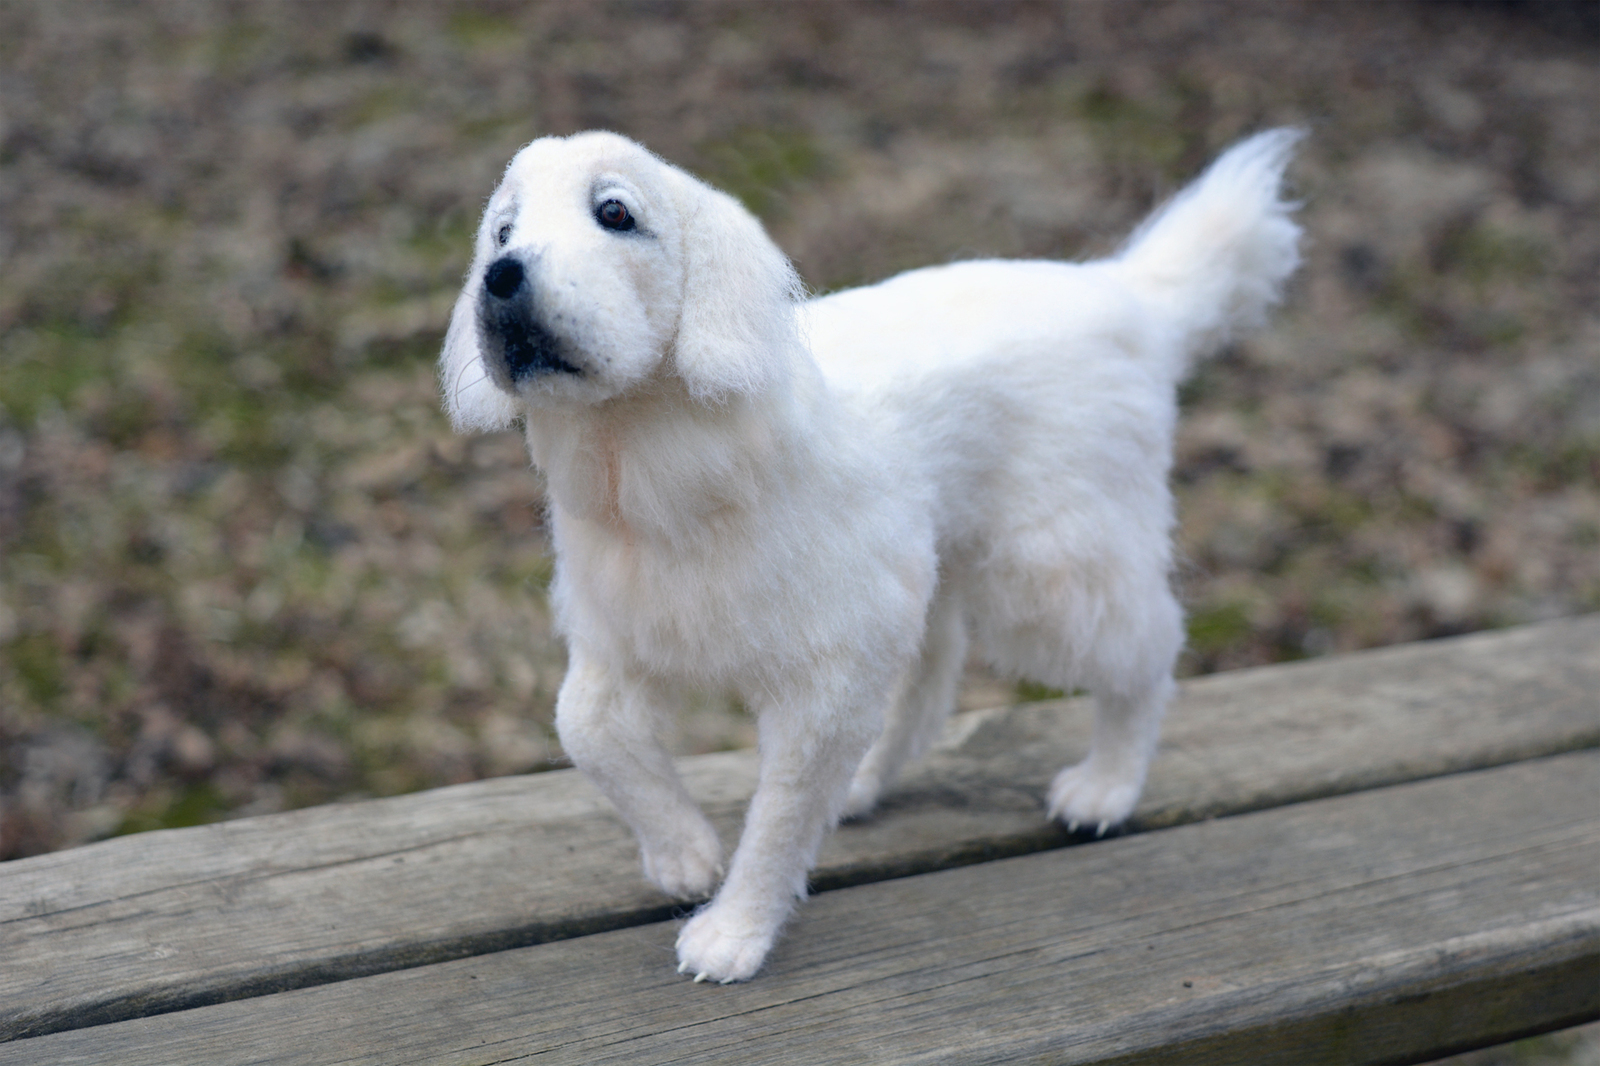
[550, 515, 794, 674]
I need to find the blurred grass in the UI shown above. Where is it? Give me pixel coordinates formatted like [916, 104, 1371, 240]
[695, 127, 831, 219]
[0, 1, 1596, 859]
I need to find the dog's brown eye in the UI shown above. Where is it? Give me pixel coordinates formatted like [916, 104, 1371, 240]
[596, 199, 635, 232]
[496, 224, 512, 246]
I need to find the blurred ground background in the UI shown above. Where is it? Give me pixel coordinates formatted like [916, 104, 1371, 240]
[2, 1, 1597, 846]
[1, 2, 1597, 1057]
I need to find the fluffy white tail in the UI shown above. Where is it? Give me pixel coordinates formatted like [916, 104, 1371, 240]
[1116, 128, 1303, 378]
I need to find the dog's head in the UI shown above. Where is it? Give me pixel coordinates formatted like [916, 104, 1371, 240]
[440, 131, 803, 430]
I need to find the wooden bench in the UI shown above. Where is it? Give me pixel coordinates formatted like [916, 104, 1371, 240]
[2, 616, 1597, 1064]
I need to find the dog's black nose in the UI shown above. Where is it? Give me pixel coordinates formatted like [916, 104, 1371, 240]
[484, 256, 524, 300]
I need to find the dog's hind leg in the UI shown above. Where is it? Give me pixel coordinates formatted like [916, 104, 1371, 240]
[1045, 589, 1184, 835]
[842, 586, 966, 818]
[1047, 674, 1175, 835]
[675, 686, 882, 982]
[555, 650, 724, 899]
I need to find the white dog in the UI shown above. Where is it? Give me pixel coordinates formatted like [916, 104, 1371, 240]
[439, 128, 1302, 983]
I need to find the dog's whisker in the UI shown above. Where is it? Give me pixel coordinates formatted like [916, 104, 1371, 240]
[455, 373, 489, 403]
[453, 361, 489, 404]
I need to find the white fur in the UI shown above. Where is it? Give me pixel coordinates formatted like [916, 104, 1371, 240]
[440, 129, 1302, 983]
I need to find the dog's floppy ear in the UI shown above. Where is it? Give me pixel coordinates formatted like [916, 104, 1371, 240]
[439, 282, 520, 431]
[672, 180, 804, 402]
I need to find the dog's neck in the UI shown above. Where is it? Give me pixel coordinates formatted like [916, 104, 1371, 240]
[522, 369, 834, 545]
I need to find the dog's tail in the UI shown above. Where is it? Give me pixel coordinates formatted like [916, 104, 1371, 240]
[1113, 128, 1303, 379]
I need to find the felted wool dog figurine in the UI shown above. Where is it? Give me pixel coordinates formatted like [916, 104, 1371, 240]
[439, 128, 1302, 983]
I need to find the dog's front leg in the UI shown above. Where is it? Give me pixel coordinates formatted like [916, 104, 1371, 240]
[555, 651, 724, 899]
[675, 695, 879, 983]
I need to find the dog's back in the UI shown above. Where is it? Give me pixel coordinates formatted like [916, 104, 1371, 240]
[806, 128, 1302, 400]
[804, 129, 1302, 568]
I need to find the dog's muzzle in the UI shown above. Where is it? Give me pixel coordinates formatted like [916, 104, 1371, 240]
[477, 255, 584, 383]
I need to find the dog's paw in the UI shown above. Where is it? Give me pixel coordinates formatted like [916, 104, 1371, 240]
[1047, 758, 1142, 837]
[675, 901, 778, 984]
[640, 818, 724, 900]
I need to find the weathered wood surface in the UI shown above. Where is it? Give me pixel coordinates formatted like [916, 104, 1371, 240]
[1, 616, 1597, 1042]
[9, 751, 1597, 1066]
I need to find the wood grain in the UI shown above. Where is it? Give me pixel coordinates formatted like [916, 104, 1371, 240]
[8, 751, 1596, 1065]
[1, 615, 1596, 1041]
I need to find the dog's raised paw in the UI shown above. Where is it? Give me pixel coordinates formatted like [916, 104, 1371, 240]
[675, 902, 777, 984]
[640, 818, 724, 900]
[1047, 758, 1141, 835]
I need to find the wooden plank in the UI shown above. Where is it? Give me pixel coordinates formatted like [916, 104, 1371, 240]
[1, 616, 1597, 1040]
[822, 611, 1600, 889]
[7, 751, 1597, 1066]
